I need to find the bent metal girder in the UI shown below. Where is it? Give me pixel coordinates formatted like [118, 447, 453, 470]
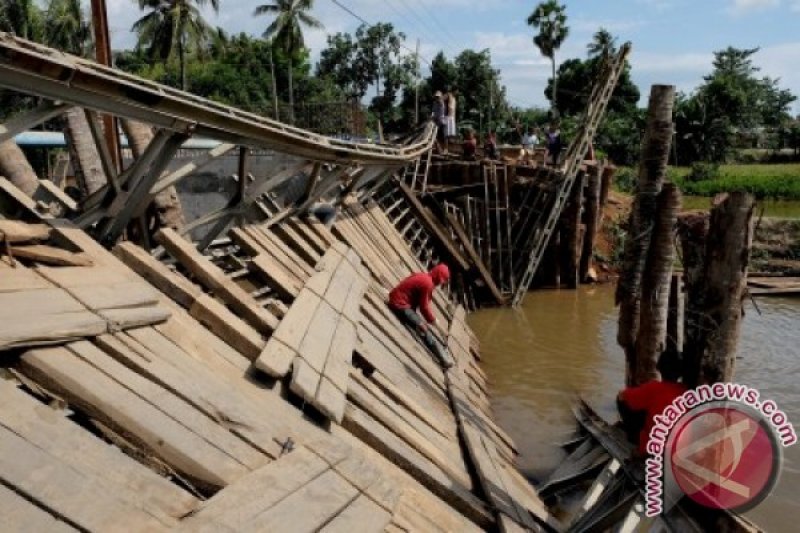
[0, 33, 434, 246]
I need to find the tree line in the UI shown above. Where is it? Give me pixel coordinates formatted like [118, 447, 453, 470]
[0, 0, 797, 166]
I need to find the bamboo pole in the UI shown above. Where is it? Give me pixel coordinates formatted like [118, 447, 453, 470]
[632, 183, 681, 384]
[616, 85, 675, 383]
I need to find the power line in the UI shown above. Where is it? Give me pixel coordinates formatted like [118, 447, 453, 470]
[392, 0, 459, 57]
[405, 0, 462, 55]
[329, 0, 434, 66]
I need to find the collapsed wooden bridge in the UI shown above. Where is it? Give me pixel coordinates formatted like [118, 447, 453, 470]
[0, 31, 570, 532]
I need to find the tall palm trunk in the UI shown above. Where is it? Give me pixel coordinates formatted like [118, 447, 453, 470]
[179, 33, 187, 91]
[0, 140, 39, 197]
[120, 119, 186, 230]
[551, 56, 557, 115]
[63, 107, 107, 195]
[287, 55, 295, 124]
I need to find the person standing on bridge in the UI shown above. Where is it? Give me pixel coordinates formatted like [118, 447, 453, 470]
[388, 264, 455, 369]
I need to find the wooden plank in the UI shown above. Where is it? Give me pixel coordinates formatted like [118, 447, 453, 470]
[0, 287, 85, 318]
[342, 402, 493, 529]
[0, 310, 107, 351]
[0, 380, 198, 524]
[66, 281, 160, 311]
[7, 244, 93, 266]
[18, 345, 252, 491]
[347, 374, 470, 488]
[230, 227, 307, 290]
[97, 330, 284, 459]
[250, 226, 315, 277]
[289, 356, 321, 403]
[113, 242, 203, 308]
[0, 484, 77, 533]
[315, 376, 347, 423]
[241, 468, 359, 532]
[0, 424, 168, 532]
[298, 299, 340, 373]
[156, 228, 278, 333]
[0, 220, 51, 242]
[305, 249, 344, 297]
[183, 447, 334, 530]
[271, 289, 322, 351]
[35, 265, 130, 288]
[189, 294, 265, 360]
[0, 267, 52, 292]
[319, 494, 392, 533]
[324, 261, 358, 312]
[249, 253, 302, 299]
[371, 370, 453, 440]
[99, 306, 171, 330]
[321, 316, 356, 394]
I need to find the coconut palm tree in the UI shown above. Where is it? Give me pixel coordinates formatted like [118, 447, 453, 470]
[254, 0, 322, 123]
[587, 28, 617, 59]
[527, 0, 569, 116]
[44, 0, 90, 55]
[132, 0, 219, 91]
[0, 0, 44, 40]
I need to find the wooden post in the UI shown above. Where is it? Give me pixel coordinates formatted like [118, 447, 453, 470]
[560, 170, 586, 289]
[579, 163, 602, 283]
[698, 193, 755, 384]
[616, 85, 675, 384]
[678, 212, 710, 387]
[632, 183, 680, 384]
[666, 273, 684, 359]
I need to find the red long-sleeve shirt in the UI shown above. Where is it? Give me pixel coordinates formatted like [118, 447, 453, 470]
[388, 265, 450, 324]
[620, 380, 687, 454]
[389, 272, 436, 323]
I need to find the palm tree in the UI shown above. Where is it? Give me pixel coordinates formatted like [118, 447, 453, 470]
[0, 0, 44, 41]
[254, 0, 322, 123]
[587, 28, 617, 59]
[44, 0, 90, 55]
[527, 0, 569, 116]
[132, 0, 219, 90]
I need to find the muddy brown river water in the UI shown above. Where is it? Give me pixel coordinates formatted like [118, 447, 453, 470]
[469, 285, 800, 532]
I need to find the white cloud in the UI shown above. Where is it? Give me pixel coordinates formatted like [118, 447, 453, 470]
[729, 0, 780, 15]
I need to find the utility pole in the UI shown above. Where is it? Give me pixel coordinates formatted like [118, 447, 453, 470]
[414, 39, 420, 125]
[269, 46, 280, 121]
[89, 0, 120, 172]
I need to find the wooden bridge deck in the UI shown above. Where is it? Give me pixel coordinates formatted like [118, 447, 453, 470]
[0, 179, 556, 532]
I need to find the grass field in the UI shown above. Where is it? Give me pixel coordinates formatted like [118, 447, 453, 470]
[669, 163, 800, 199]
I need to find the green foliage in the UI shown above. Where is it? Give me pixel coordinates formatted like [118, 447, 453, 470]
[685, 162, 720, 183]
[44, 0, 89, 55]
[673, 163, 800, 199]
[674, 47, 797, 165]
[133, 0, 220, 90]
[526, 0, 568, 112]
[613, 167, 637, 193]
[0, 0, 44, 41]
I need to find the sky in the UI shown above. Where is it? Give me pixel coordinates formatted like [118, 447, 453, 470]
[104, 0, 800, 114]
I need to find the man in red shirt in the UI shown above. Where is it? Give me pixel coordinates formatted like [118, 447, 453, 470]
[618, 352, 687, 455]
[389, 264, 454, 369]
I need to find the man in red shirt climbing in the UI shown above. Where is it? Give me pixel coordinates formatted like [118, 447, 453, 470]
[618, 351, 687, 455]
[388, 263, 454, 369]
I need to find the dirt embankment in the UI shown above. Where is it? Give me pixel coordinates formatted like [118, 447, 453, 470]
[593, 190, 800, 276]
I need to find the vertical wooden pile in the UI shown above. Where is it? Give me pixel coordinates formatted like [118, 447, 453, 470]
[615, 85, 677, 386]
[679, 192, 755, 387]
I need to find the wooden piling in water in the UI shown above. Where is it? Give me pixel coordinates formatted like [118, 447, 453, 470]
[681, 193, 755, 386]
[632, 183, 681, 384]
[616, 85, 675, 384]
[580, 163, 603, 283]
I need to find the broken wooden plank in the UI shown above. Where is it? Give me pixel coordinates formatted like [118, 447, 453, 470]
[18, 345, 254, 491]
[114, 242, 203, 308]
[444, 211, 506, 305]
[0, 380, 198, 525]
[0, 219, 51, 242]
[6, 244, 92, 266]
[156, 228, 278, 333]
